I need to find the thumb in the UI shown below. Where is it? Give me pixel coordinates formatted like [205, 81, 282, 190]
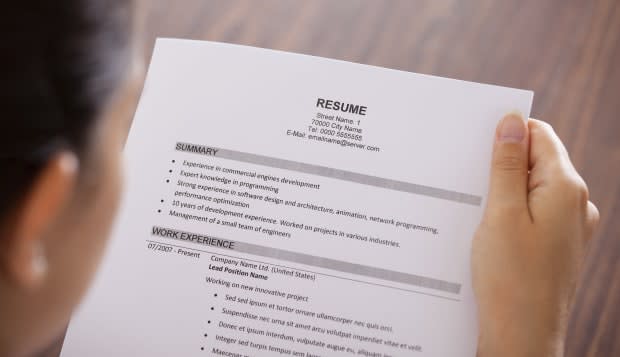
[487, 113, 530, 213]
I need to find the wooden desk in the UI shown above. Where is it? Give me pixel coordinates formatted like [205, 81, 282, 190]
[42, 1, 620, 355]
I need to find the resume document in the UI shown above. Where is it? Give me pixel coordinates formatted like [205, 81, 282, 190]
[61, 39, 533, 357]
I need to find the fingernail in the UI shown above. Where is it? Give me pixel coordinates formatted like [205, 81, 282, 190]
[60, 152, 79, 173]
[31, 243, 48, 282]
[498, 113, 526, 142]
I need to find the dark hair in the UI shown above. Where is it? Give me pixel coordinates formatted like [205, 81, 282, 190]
[0, 1, 132, 218]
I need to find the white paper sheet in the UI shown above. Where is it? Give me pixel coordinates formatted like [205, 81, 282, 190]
[60, 38, 533, 357]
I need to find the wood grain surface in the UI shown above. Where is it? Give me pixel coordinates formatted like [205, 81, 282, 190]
[41, 0, 620, 356]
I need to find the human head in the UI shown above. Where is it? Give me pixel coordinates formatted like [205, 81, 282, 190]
[0, 1, 141, 355]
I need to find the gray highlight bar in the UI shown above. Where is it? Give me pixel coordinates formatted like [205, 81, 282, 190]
[152, 226, 462, 294]
[175, 142, 481, 205]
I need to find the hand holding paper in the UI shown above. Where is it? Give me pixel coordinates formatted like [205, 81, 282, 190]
[473, 116, 599, 357]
